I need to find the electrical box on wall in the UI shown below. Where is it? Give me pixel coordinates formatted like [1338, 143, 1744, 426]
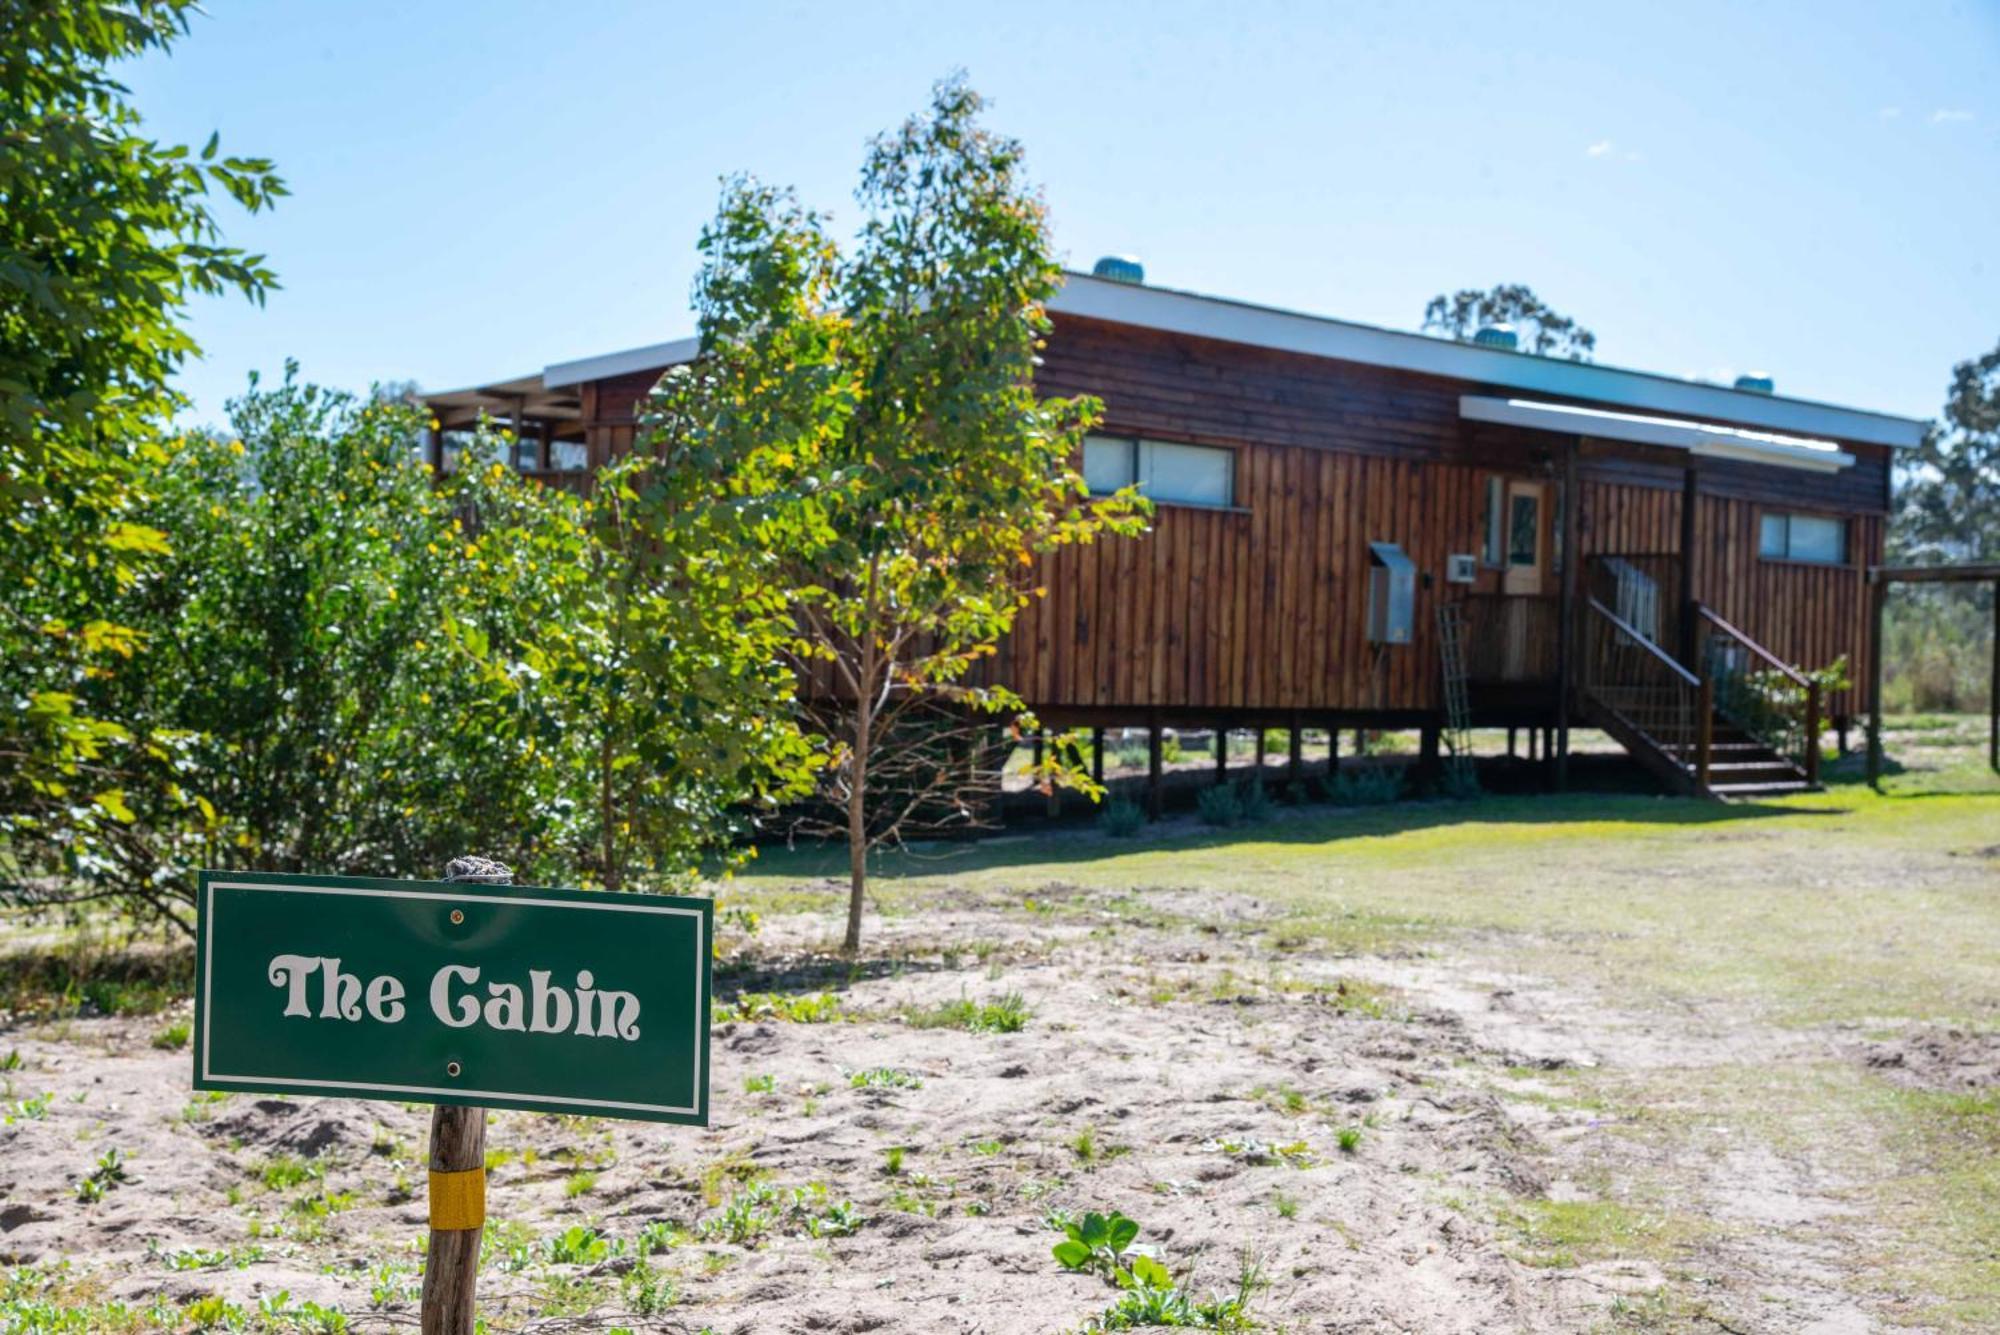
[1367, 541, 1416, 644]
[1446, 553, 1478, 584]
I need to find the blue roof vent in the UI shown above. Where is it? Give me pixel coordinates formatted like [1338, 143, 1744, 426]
[1472, 323, 1519, 351]
[1091, 255, 1145, 285]
[1733, 372, 1775, 394]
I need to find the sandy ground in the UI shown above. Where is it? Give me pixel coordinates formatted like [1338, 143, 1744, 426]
[0, 868, 1976, 1332]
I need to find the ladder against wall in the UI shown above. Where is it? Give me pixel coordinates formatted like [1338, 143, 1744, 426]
[1436, 603, 1475, 789]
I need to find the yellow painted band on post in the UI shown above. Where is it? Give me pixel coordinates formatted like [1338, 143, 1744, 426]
[428, 1168, 486, 1230]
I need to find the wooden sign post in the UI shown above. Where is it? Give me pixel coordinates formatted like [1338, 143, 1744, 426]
[421, 857, 509, 1335]
[190, 862, 712, 1333]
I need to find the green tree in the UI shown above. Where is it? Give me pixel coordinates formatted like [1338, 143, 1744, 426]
[1422, 284, 1596, 360]
[13, 377, 496, 926]
[9, 370, 816, 927]
[2, 1, 283, 905]
[1884, 338, 1998, 713]
[654, 77, 1146, 951]
[456, 445, 820, 892]
[1894, 338, 2000, 564]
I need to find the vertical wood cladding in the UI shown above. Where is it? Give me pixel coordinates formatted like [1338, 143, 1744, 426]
[577, 314, 1889, 721]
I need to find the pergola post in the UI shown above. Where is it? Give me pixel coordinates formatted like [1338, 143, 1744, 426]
[1147, 720, 1164, 821]
[1867, 572, 1886, 789]
[1866, 564, 2000, 785]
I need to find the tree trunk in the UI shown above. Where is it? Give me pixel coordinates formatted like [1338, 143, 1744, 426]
[842, 658, 874, 954]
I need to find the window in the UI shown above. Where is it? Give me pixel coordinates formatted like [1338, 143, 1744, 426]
[1759, 511, 1847, 565]
[1507, 491, 1540, 567]
[1083, 435, 1234, 508]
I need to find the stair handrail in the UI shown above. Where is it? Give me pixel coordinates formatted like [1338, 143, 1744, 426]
[1692, 603, 1821, 785]
[1582, 596, 1709, 785]
[1695, 605, 1808, 686]
[1587, 597, 1699, 687]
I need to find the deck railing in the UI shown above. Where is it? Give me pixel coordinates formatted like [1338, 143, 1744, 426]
[1585, 553, 1684, 661]
[1583, 596, 1710, 781]
[1695, 605, 1822, 785]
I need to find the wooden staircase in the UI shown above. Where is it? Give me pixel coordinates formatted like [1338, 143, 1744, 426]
[1578, 596, 1821, 802]
[1700, 723, 1814, 799]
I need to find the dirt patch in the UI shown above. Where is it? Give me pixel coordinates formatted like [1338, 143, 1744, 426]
[0, 896, 1620, 1332]
[1857, 1026, 2000, 1093]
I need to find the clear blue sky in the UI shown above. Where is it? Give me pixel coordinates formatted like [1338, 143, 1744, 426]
[128, 0, 1997, 427]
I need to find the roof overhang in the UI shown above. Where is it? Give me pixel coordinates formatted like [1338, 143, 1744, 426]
[543, 336, 700, 391]
[1460, 395, 1855, 473]
[425, 372, 582, 430]
[423, 275, 1928, 453]
[1051, 273, 1925, 451]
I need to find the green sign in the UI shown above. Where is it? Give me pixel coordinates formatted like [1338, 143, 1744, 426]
[193, 871, 710, 1125]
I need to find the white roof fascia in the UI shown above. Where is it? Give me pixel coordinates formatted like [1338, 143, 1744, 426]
[1460, 395, 1855, 474]
[543, 336, 700, 391]
[1052, 273, 1924, 451]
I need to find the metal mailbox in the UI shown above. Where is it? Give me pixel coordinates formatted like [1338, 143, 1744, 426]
[1367, 541, 1416, 645]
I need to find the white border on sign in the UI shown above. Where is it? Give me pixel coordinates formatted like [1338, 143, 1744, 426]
[200, 880, 705, 1116]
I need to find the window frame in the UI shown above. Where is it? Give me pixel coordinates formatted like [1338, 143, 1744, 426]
[1082, 433, 1240, 511]
[1482, 476, 1506, 567]
[1756, 508, 1850, 567]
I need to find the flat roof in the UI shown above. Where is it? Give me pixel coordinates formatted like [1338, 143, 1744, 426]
[434, 273, 1928, 451]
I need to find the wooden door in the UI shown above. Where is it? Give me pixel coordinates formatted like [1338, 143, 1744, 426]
[1501, 480, 1549, 596]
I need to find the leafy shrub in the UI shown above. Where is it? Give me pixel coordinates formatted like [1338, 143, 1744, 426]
[1436, 762, 1482, 801]
[1098, 798, 1146, 838]
[151, 1021, 191, 1050]
[848, 1067, 923, 1090]
[1236, 781, 1275, 822]
[1196, 785, 1242, 827]
[1322, 765, 1405, 806]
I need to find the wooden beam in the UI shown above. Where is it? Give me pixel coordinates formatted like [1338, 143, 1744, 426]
[1678, 466, 1700, 667]
[1287, 718, 1303, 796]
[1091, 727, 1105, 787]
[1214, 724, 1228, 786]
[1554, 438, 1581, 789]
[1870, 563, 2000, 585]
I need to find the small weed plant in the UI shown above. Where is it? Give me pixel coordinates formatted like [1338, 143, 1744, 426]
[719, 991, 843, 1024]
[906, 991, 1030, 1033]
[75, 1148, 129, 1203]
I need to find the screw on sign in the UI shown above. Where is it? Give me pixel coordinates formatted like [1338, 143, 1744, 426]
[191, 857, 712, 1333]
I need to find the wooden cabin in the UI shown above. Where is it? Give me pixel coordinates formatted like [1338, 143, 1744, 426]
[425, 268, 1925, 801]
